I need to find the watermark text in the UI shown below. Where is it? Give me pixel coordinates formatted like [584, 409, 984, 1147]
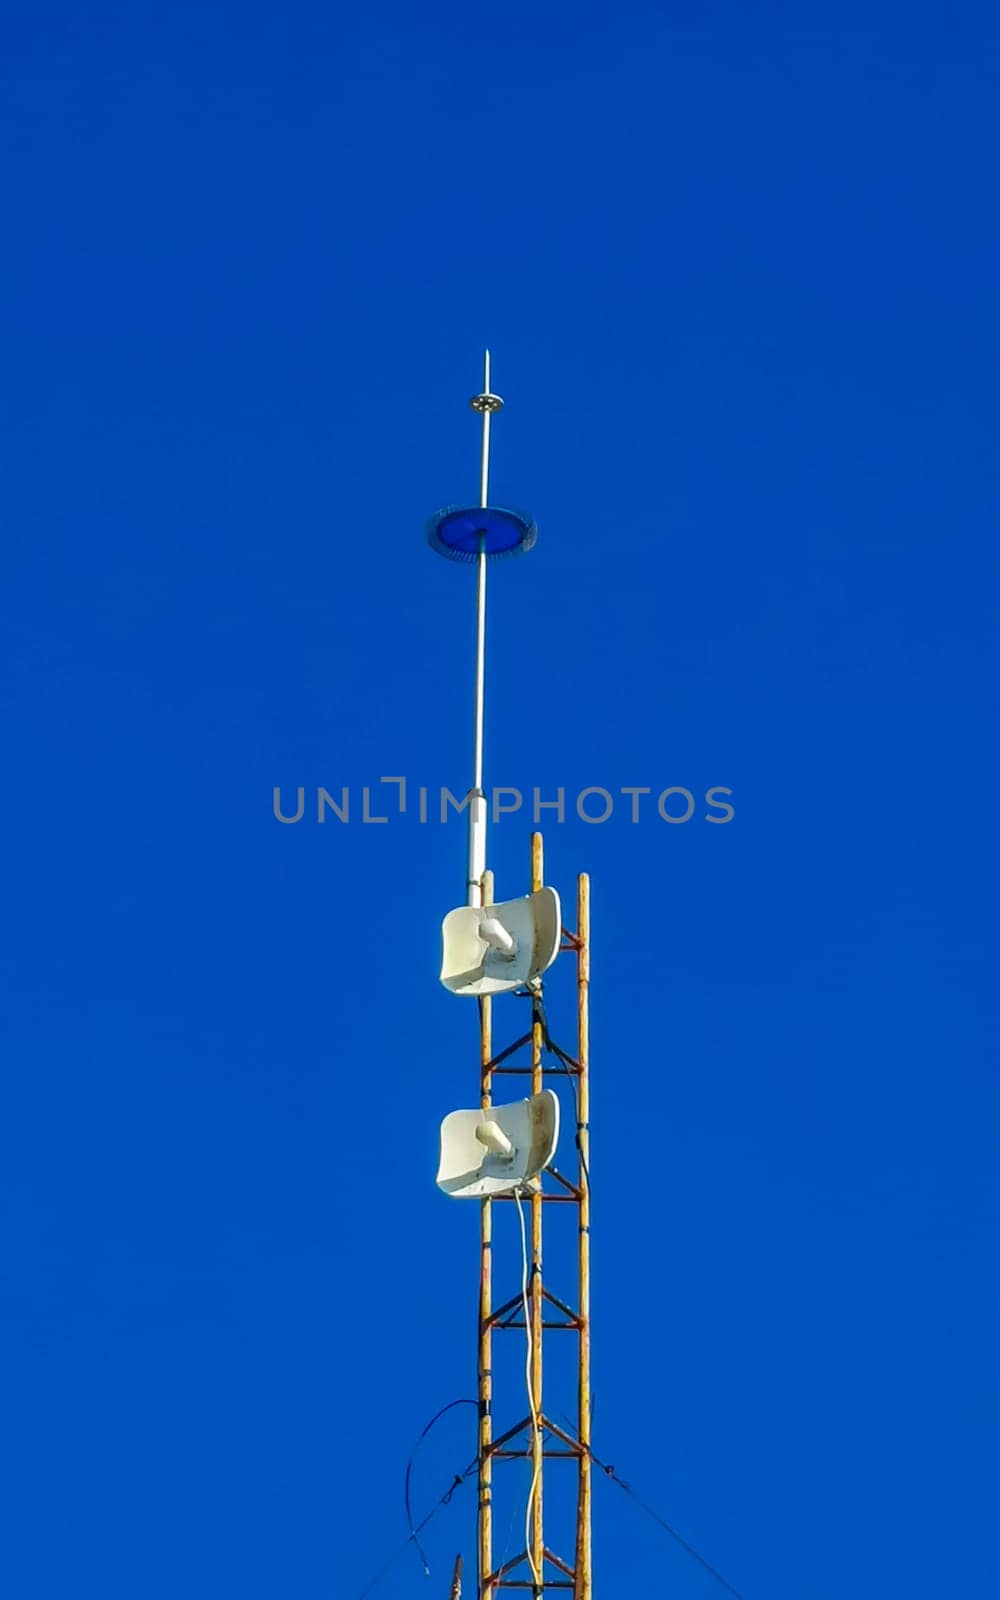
[273, 780, 734, 826]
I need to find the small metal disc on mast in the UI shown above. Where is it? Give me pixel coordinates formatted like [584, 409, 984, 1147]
[469, 384, 503, 415]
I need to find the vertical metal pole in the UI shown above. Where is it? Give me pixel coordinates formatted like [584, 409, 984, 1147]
[467, 532, 487, 907]
[479, 350, 493, 508]
[530, 833, 545, 1593]
[575, 874, 592, 1599]
[478, 870, 494, 1596]
[450, 1554, 464, 1599]
[467, 351, 493, 908]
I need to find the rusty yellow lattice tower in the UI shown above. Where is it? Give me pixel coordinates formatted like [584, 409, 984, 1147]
[473, 839, 592, 1598]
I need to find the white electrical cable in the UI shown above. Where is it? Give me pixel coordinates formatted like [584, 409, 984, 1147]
[513, 1185, 542, 1591]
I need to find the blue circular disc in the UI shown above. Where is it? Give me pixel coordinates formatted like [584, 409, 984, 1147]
[427, 504, 537, 562]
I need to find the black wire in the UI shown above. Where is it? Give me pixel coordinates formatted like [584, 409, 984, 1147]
[355, 1454, 477, 1600]
[555, 1414, 748, 1600]
[403, 1398, 478, 1575]
[601, 1468, 748, 1600]
[562, 1059, 592, 1194]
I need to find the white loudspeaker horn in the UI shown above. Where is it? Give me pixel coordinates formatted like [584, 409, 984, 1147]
[440, 887, 561, 996]
[436, 1090, 560, 1198]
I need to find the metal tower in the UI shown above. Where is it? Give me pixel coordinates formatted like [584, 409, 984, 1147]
[474, 844, 591, 1597]
[430, 360, 593, 1599]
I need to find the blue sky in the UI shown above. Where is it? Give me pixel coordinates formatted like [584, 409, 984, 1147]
[2, 3, 998, 1595]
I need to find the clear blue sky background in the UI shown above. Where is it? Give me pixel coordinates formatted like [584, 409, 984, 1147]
[2, 4, 998, 1596]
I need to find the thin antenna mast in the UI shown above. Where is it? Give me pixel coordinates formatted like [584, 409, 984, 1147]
[467, 351, 502, 907]
[427, 354, 535, 908]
